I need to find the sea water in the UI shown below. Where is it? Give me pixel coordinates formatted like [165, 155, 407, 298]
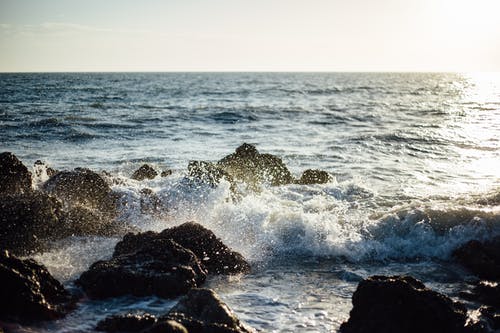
[1, 72, 499, 332]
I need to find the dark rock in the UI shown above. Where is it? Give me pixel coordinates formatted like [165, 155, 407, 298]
[139, 188, 164, 214]
[131, 164, 158, 181]
[459, 281, 500, 309]
[114, 222, 250, 275]
[61, 205, 129, 237]
[77, 238, 207, 299]
[0, 250, 75, 323]
[96, 313, 157, 332]
[143, 320, 188, 333]
[218, 143, 293, 186]
[161, 170, 173, 177]
[340, 275, 470, 333]
[43, 168, 117, 213]
[188, 161, 233, 187]
[159, 288, 256, 333]
[297, 169, 332, 184]
[34, 160, 57, 179]
[0, 191, 64, 254]
[0, 152, 32, 195]
[453, 237, 500, 280]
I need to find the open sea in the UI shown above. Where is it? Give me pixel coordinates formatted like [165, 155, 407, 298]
[1, 72, 500, 332]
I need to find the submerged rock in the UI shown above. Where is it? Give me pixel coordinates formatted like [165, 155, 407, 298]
[340, 275, 471, 333]
[161, 169, 173, 177]
[156, 288, 256, 333]
[0, 152, 32, 195]
[453, 237, 500, 280]
[131, 164, 158, 181]
[218, 143, 293, 186]
[0, 191, 64, 254]
[114, 222, 250, 275]
[0, 250, 75, 323]
[297, 169, 332, 184]
[96, 313, 158, 332]
[77, 238, 207, 299]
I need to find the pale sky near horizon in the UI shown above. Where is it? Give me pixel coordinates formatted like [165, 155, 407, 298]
[1, 0, 500, 72]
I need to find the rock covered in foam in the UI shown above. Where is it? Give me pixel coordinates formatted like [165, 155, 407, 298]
[157, 288, 256, 333]
[76, 238, 207, 299]
[131, 164, 158, 181]
[460, 281, 500, 309]
[453, 237, 500, 280]
[0, 152, 32, 195]
[0, 250, 75, 323]
[340, 275, 471, 333]
[114, 222, 250, 275]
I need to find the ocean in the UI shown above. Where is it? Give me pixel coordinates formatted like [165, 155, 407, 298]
[1, 72, 499, 332]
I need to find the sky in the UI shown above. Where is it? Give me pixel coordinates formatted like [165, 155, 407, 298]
[1, 0, 500, 72]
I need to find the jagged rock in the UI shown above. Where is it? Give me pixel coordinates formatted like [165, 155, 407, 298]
[139, 188, 164, 214]
[131, 164, 158, 181]
[34, 160, 57, 178]
[0, 191, 64, 254]
[453, 237, 500, 280]
[158, 288, 256, 333]
[43, 168, 118, 214]
[340, 275, 471, 333]
[0, 250, 75, 323]
[188, 161, 233, 187]
[0, 152, 32, 195]
[297, 169, 332, 184]
[114, 222, 250, 275]
[218, 143, 293, 186]
[77, 238, 207, 299]
[96, 313, 158, 332]
[61, 205, 129, 237]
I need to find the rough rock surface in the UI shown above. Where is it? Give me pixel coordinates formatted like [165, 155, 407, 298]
[114, 222, 250, 275]
[0, 152, 32, 195]
[218, 143, 293, 186]
[453, 237, 500, 280]
[188, 161, 233, 187]
[459, 281, 500, 309]
[95, 313, 158, 332]
[297, 169, 332, 184]
[131, 164, 158, 181]
[340, 275, 471, 333]
[158, 288, 256, 333]
[43, 168, 117, 213]
[77, 238, 207, 299]
[0, 191, 64, 254]
[0, 250, 74, 323]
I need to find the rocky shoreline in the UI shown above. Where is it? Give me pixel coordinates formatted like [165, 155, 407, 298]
[1, 145, 499, 332]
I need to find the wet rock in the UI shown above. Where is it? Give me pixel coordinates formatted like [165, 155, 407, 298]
[96, 313, 157, 332]
[340, 275, 470, 333]
[131, 164, 158, 181]
[139, 188, 164, 214]
[34, 160, 57, 178]
[0, 191, 64, 254]
[218, 143, 293, 186]
[0, 152, 32, 195]
[0, 250, 75, 323]
[144, 320, 188, 333]
[114, 222, 250, 275]
[77, 238, 207, 299]
[43, 168, 118, 214]
[453, 237, 500, 280]
[161, 169, 173, 177]
[188, 161, 233, 187]
[61, 205, 129, 237]
[297, 169, 332, 184]
[459, 281, 500, 309]
[159, 288, 256, 333]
